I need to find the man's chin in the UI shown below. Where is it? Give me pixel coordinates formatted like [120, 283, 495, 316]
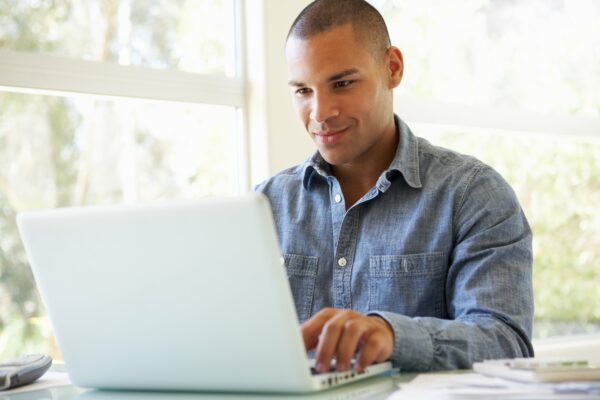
[317, 149, 349, 167]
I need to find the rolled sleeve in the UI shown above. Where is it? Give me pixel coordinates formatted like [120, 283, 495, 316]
[368, 311, 434, 371]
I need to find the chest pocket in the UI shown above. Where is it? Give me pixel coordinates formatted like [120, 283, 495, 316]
[369, 252, 446, 317]
[283, 254, 319, 323]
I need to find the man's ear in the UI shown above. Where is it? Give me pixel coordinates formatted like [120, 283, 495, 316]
[386, 46, 403, 88]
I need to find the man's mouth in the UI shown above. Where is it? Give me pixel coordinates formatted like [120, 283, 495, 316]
[312, 127, 349, 145]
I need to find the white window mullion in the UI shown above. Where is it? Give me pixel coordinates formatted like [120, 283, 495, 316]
[0, 50, 244, 107]
[395, 94, 600, 139]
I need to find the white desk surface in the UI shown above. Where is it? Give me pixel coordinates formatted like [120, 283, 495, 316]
[1, 364, 424, 400]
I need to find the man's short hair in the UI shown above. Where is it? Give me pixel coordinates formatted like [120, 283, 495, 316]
[287, 0, 391, 60]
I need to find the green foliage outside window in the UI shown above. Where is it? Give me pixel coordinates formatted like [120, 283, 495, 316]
[0, 0, 234, 359]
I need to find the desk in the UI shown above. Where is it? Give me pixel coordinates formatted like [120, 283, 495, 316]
[2, 366, 418, 400]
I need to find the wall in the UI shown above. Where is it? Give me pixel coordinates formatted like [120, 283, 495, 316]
[246, 0, 314, 186]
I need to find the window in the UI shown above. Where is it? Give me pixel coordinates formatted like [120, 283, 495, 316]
[0, 0, 243, 359]
[378, 0, 600, 338]
[1, 0, 236, 75]
[378, 0, 600, 116]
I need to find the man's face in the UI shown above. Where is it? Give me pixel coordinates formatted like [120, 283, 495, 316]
[285, 24, 401, 167]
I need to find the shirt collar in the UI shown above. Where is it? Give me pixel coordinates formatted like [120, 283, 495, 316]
[302, 115, 422, 191]
[301, 152, 330, 190]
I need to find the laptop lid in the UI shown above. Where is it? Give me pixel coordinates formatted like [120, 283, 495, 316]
[17, 193, 392, 393]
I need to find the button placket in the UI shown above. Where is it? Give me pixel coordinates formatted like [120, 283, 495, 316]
[332, 207, 360, 309]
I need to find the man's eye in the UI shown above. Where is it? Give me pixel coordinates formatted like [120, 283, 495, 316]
[334, 80, 354, 88]
[295, 88, 311, 96]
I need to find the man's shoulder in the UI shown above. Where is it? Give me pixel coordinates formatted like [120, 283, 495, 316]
[414, 136, 494, 185]
[417, 136, 482, 169]
[414, 136, 520, 211]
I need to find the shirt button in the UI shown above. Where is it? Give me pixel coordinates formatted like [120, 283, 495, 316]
[337, 257, 347, 267]
[334, 194, 342, 203]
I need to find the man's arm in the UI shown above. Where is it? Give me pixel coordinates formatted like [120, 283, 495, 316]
[305, 165, 534, 371]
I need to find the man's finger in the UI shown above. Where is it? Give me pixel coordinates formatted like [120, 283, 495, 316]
[301, 308, 337, 351]
[334, 318, 371, 371]
[314, 312, 354, 372]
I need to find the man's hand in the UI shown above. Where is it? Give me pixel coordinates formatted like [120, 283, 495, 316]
[301, 308, 394, 373]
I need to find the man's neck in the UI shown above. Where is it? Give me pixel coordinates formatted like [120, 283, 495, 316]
[332, 127, 399, 209]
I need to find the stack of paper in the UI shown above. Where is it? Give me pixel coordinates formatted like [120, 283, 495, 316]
[474, 358, 600, 383]
[389, 372, 600, 399]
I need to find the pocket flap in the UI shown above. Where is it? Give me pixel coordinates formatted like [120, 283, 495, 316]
[283, 253, 319, 277]
[370, 252, 445, 277]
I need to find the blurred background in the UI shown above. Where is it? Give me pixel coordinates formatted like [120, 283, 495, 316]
[0, 0, 599, 360]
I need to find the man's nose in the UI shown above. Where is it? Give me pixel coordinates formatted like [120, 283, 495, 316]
[309, 92, 339, 124]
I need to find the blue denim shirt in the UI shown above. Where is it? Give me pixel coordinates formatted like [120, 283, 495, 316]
[255, 116, 534, 371]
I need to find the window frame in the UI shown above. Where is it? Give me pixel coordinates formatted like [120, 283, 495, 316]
[394, 93, 600, 139]
[0, 0, 250, 191]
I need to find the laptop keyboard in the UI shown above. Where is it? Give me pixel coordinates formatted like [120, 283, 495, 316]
[310, 361, 364, 375]
[310, 364, 368, 389]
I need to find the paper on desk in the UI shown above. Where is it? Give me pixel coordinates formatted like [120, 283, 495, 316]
[389, 372, 600, 399]
[0, 371, 71, 395]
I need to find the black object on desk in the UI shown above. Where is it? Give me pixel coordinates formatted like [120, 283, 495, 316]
[0, 354, 52, 390]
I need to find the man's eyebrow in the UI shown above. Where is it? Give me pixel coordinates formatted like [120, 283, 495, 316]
[327, 68, 360, 82]
[288, 68, 361, 87]
[288, 79, 305, 87]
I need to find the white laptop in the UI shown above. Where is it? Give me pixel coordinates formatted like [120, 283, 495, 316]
[17, 193, 392, 393]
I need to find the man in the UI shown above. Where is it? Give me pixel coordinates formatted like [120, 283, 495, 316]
[255, 0, 533, 373]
